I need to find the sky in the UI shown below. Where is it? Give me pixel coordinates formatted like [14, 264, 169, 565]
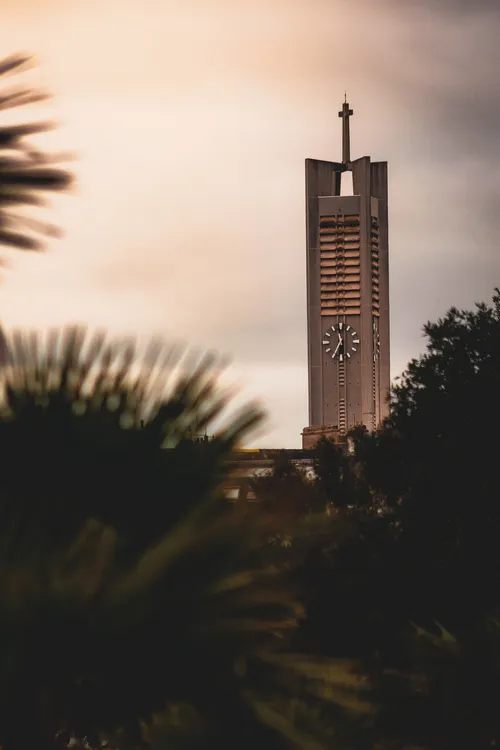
[1, 0, 500, 446]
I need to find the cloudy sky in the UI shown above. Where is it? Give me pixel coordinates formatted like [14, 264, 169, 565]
[1, 0, 499, 446]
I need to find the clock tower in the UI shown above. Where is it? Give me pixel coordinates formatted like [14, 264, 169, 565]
[302, 98, 390, 448]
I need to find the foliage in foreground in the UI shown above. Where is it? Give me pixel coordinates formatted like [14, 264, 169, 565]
[0, 52, 74, 255]
[0, 325, 373, 750]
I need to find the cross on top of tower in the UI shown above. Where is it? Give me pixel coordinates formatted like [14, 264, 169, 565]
[338, 96, 353, 164]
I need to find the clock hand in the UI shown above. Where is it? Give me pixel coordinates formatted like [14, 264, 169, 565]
[332, 338, 342, 357]
[338, 333, 345, 356]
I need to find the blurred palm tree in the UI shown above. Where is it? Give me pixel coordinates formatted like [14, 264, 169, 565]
[0, 325, 373, 750]
[0, 52, 74, 254]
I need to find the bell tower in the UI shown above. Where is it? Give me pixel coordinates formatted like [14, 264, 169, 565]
[302, 99, 390, 449]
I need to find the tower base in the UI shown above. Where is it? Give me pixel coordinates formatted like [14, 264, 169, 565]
[301, 424, 343, 450]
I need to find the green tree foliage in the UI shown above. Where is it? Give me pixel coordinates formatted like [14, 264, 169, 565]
[312, 437, 343, 510]
[312, 436, 372, 511]
[0, 53, 74, 254]
[302, 290, 500, 749]
[239, 283, 500, 749]
[347, 427, 405, 509]
[372, 290, 500, 622]
[368, 616, 500, 750]
[391, 290, 500, 496]
[251, 451, 317, 520]
[0, 325, 372, 750]
[369, 290, 500, 749]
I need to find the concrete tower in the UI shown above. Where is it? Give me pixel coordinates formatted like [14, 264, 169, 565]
[302, 98, 390, 448]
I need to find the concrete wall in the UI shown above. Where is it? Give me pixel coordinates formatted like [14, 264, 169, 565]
[305, 158, 344, 427]
[370, 161, 390, 420]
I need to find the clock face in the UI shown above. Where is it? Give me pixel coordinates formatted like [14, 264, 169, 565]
[322, 322, 359, 362]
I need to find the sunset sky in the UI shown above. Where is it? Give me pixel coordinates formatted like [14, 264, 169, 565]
[1, 0, 499, 446]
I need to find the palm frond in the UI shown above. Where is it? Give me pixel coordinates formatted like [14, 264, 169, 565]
[0, 323, 375, 750]
[0, 53, 33, 77]
[0, 189, 47, 207]
[0, 88, 50, 111]
[0, 121, 56, 146]
[0, 229, 40, 250]
[0, 52, 74, 255]
[0, 324, 264, 549]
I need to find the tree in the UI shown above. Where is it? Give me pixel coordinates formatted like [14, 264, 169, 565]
[338, 290, 500, 749]
[251, 451, 317, 521]
[0, 324, 372, 750]
[312, 437, 343, 510]
[381, 290, 500, 619]
[312, 436, 372, 511]
[323, 292, 500, 633]
[0, 53, 74, 254]
[0, 326, 259, 558]
[347, 426, 406, 510]
[247, 290, 500, 750]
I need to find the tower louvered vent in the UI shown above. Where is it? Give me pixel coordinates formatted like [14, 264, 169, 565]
[319, 215, 361, 316]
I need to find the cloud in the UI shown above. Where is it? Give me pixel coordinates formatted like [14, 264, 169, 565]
[1, 0, 499, 446]
[403, 0, 500, 16]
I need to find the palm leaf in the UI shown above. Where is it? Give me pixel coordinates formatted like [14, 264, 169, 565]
[0, 324, 375, 750]
[0, 52, 74, 255]
[0, 53, 33, 77]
